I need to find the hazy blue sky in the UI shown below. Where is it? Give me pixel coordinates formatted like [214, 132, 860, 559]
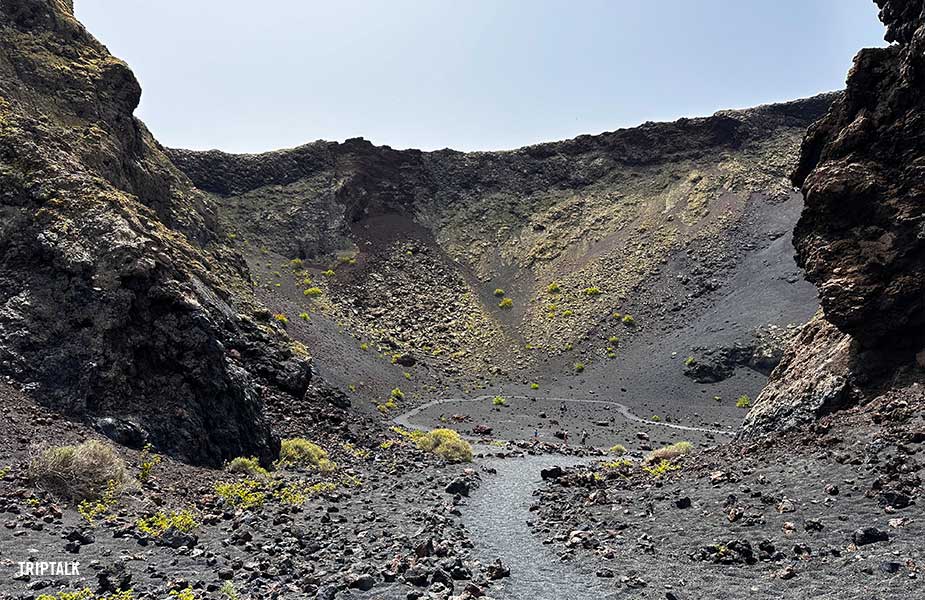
[75, 1, 885, 153]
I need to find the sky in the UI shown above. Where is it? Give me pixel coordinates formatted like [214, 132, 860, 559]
[75, 1, 886, 153]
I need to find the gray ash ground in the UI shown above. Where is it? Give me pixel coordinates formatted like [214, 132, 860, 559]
[530, 389, 925, 599]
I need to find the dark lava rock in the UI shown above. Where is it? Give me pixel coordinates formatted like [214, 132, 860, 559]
[486, 559, 510, 580]
[694, 540, 756, 565]
[0, 0, 313, 467]
[879, 490, 912, 509]
[792, 0, 925, 351]
[541, 466, 565, 480]
[403, 565, 431, 586]
[744, 0, 925, 437]
[157, 527, 198, 549]
[880, 561, 903, 574]
[346, 573, 375, 591]
[445, 478, 470, 497]
[852, 527, 889, 546]
[674, 496, 692, 509]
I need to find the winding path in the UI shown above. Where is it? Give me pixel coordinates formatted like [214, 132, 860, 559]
[391, 396, 734, 599]
[394, 394, 735, 438]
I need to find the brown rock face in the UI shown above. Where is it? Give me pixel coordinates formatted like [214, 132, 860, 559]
[791, 0, 925, 352]
[0, 0, 311, 466]
[746, 0, 925, 434]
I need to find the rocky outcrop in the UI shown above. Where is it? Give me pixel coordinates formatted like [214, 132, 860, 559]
[0, 0, 311, 466]
[792, 0, 925, 351]
[746, 0, 925, 434]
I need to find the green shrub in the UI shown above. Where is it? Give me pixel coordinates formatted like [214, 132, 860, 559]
[608, 335, 619, 344]
[303, 287, 323, 297]
[77, 479, 120, 525]
[584, 286, 602, 296]
[322, 269, 335, 277]
[219, 583, 240, 600]
[273, 483, 307, 506]
[298, 312, 310, 321]
[360, 342, 368, 350]
[622, 314, 636, 326]
[646, 441, 693, 463]
[736, 395, 751, 408]
[684, 356, 696, 366]
[609, 444, 627, 455]
[564, 342, 574, 350]
[562, 309, 573, 317]
[492, 395, 507, 406]
[289, 258, 303, 269]
[547, 282, 561, 294]
[169, 588, 196, 600]
[498, 297, 513, 309]
[278, 438, 336, 472]
[225, 456, 269, 477]
[416, 429, 473, 462]
[651, 415, 662, 422]
[602, 458, 632, 469]
[29, 440, 130, 501]
[273, 313, 288, 324]
[612, 312, 622, 319]
[642, 459, 679, 478]
[214, 479, 265, 509]
[390, 388, 405, 400]
[574, 362, 585, 372]
[493, 288, 505, 297]
[136, 510, 198, 537]
[530, 382, 539, 390]
[137, 443, 161, 484]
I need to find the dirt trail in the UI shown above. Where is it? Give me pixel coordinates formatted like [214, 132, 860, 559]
[394, 394, 735, 439]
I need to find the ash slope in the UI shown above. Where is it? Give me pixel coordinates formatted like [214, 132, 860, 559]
[168, 95, 833, 422]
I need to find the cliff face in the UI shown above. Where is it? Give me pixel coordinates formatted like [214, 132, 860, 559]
[0, 0, 312, 466]
[745, 0, 925, 434]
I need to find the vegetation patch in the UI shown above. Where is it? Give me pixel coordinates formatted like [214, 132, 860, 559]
[498, 297, 513, 309]
[278, 438, 336, 472]
[136, 510, 198, 537]
[646, 441, 693, 463]
[225, 456, 269, 477]
[642, 459, 680, 478]
[492, 395, 507, 406]
[214, 479, 265, 510]
[136, 443, 161, 484]
[736, 395, 752, 408]
[416, 429, 473, 462]
[29, 440, 129, 502]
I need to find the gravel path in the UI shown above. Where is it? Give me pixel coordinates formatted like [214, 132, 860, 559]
[392, 398, 732, 599]
[463, 452, 617, 600]
[395, 394, 735, 439]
